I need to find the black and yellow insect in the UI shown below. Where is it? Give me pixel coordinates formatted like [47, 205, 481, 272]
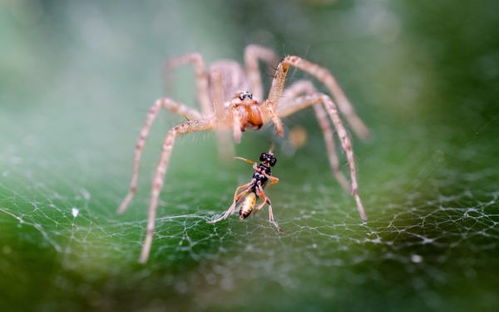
[209, 150, 279, 228]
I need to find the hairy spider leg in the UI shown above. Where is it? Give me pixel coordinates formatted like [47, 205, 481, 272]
[313, 104, 350, 192]
[164, 53, 212, 116]
[267, 56, 369, 139]
[231, 104, 243, 143]
[118, 98, 202, 214]
[277, 93, 367, 221]
[210, 70, 235, 160]
[244, 44, 278, 101]
[139, 120, 214, 263]
[279, 80, 350, 192]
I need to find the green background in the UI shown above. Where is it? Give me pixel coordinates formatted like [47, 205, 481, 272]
[1, 0, 498, 311]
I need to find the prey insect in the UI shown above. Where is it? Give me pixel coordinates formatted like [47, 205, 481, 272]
[208, 150, 279, 228]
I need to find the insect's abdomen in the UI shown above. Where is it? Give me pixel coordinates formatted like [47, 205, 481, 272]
[239, 192, 257, 219]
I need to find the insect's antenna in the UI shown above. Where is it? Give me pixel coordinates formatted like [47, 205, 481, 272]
[269, 142, 276, 153]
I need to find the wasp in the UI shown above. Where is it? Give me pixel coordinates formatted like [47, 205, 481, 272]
[209, 150, 280, 228]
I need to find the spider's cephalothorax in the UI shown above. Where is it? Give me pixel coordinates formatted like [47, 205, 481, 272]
[231, 91, 264, 133]
[208, 150, 280, 224]
[119, 45, 370, 263]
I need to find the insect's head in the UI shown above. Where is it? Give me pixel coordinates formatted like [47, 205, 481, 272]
[259, 151, 277, 167]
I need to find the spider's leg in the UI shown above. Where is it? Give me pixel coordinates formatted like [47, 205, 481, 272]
[278, 81, 350, 192]
[243, 45, 283, 136]
[210, 70, 234, 160]
[276, 93, 366, 220]
[159, 98, 203, 121]
[231, 107, 243, 143]
[139, 120, 214, 263]
[267, 105, 285, 137]
[280, 80, 316, 105]
[266, 56, 369, 139]
[313, 104, 350, 192]
[320, 94, 367, 221]
[256, 185, 279, 229]
[118, 98, 202, 214]
[244, 45, 278, 101]
[165, 53, 212, 117]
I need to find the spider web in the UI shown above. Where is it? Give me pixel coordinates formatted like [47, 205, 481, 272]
[1, 102, 498, 311]
[1, 1, 498, 310]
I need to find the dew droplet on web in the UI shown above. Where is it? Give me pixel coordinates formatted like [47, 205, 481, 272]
[71, 207, 80, 218]
[411, 254, 423, 263]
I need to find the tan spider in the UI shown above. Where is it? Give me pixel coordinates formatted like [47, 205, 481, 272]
[118, 45, 369, 263]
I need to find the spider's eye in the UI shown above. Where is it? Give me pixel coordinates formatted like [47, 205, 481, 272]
[259, 153, 266, 162]
[239, 91, 253, 100]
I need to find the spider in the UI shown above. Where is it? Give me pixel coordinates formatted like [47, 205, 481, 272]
[208, 149, 280, 228]
[118, 45, 369, 263]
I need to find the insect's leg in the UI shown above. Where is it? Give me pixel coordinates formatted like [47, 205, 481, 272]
[266, 56, 369, 139]
[207, 181, 252, 224]
[254, 193, 267, 212]
[234, 182, 253, 199]
[118, 98, 202, 214]
[208, 185, 252, 224]
[256, 186, 279, 229]
[165, 53, 212, 116]
[139, 120, 214, 263]
[263, 173, 279, 186]
[234, 188, 252, 203]
[208, 200, 237, 224]
[244, 45, 278, 101]
[226, 188, 252, 220]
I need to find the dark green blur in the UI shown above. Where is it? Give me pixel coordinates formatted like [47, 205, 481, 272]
[1, 0, 498, 311]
